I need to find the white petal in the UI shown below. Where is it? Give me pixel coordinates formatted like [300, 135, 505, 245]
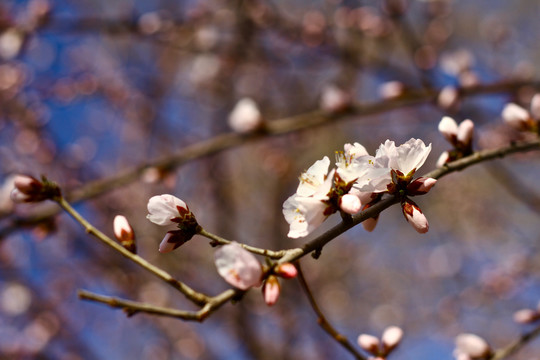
[340, 194, 361, 214]
[391, 138, 431, 175]
[457, 119, 474, 145]
[146, 194, 187, 226]
[296, 156, 330, 197]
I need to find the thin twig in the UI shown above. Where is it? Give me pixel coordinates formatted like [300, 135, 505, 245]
[490, 323, 540, 360]
[54, 196, 209, 306]
[296, 262, 366, 360]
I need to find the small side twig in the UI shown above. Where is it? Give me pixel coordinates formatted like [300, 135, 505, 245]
[296, 262, 366, 360]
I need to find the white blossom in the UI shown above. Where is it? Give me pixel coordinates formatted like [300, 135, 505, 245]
[228, 98, 263, 133]
[214, 242, 262, 290]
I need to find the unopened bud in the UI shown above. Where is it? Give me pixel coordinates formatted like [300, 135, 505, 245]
[263, 275, 280, 306]
[502, 103, 530, 129]
[457, 119, 474, 146]
[407, 177, 437, 196]
[378, 81, 405, 99]
[113, 215, 136, 253]
[454, 333, 491, 359]
[228, 98, 263, 133]
[10, 175, 56, 203]
[320, 85, 351, 113]
[438, 86, 460, 111]
[381, 326, 403, 354]
[275, 263, 298, 279]
[513, 308, 540, 324]
[159, 230, 191, 253]
[357, 334, 380, 354]
[340, 194, 361, 215]
[530, 94, 540, 119]
[438, 116, 459, 143]
[402, 199, 429, 234]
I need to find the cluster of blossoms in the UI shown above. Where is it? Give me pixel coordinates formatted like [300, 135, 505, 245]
[282, 138, 436, 238]
[146, 194, 297, 306]
[357, 326, 404, 359]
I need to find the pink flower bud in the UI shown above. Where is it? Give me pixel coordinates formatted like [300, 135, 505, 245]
[340, 194, 361, 214]
[513, 308, 539, 324]
[502, 103, 530, 129]
[158, 230, 190, 253]
[113, 215, 136, 253]
[320, 85, 351, 113]
[357, 334, 380, 354]
[275, 263, 298, 279]
[407, 177, 437, 196]
[402, 200, 429, 234]
[438, 116, 459, 142]
[146, 194, 190, 226]
[454, 333, 491, 359]
[457, 119, 474, 146]
[228, 98, 263, 133]
[263, 275, 280, 306]
[381, 326, 403, 353]
[10, 175, 45, 203]
[215, 242, 263, 290]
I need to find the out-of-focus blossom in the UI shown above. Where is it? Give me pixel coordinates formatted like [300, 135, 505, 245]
[113, 215, 136, 253]
[262, 275, 280, 306]
[0, 28, 24, 60]
[453, 333, 491, 360]
[381, 326, 404, 352]
[320, 84, 351, 113]
[0, 175, 16, 215]
[228, 98, 263, 133]
[378, 81, 405, 99]
[357, 326, 404, 357]
[10, 175, 47, 203]
[513, 308, 539, 324]
[357, 334, 380, 354]
[274, 263, 298, 279]
[501, 99, 539, 133]
[402, 199, 429, 234]
[214, 242, 262, 290]
[146, 194, 189, 226]
[437, 117, 475, 167]
[438, 86, 460, 111]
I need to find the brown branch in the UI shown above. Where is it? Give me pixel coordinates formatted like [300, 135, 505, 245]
[490, 323, 540, 360]
[296, 262, 366, 360]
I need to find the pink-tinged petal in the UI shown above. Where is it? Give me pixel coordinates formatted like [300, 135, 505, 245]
[343, 142, 369, 158]
[113, 215, 134, 242]
[381, 326, 403, 352]
[362, 217, 379, 232]
[436, 151, 450, 168]
[457, 119, 474, 145]
[158, 230, 191, 253]
[275, 263, 298, 279]
[214, 242, 262, 290]
[146, 194, 187, 226]
[407, 177, 437, 195]
[502, 103, 530, 129]
[159, 233, 178, 253]
[454, 333, 491, 358]
[340, 194, 361, 214]
[402, 200, 429, 234]
[357, 334, 380, 354]
[228, 98, 263, 133]
[531, 94, 540, 119]
[438, 116, 458, 142]
[263, 275, 280, 306]
[10, 175, 45, 203]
